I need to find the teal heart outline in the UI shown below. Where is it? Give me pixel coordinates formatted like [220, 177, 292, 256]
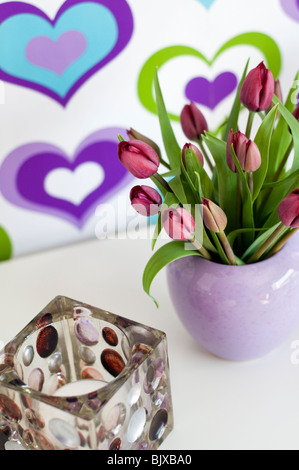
[138, 32, 282, 121]
[0, 3, 118, 99]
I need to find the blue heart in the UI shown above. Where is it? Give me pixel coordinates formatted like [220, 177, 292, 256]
[196, 0, 216, 9]
[0, 1, 133, 105]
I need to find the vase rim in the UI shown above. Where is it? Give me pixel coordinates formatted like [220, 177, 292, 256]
[190, 240, 289, 269]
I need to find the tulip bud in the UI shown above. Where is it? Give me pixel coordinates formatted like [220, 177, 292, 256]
[130, 185, 162, 217]
[127, 128, 161, 156]
[180, 103, 208, 141]
[118, 140, 160, 179]
[201, 198, 227, 233]
[182, 143, 204, 168]
[162, 207, 195, 241]
[226, 129, 261, 173]
[267, 80, 283, 113]
[274, 80, 283, 102]
[278, 189, 299, 228]
[240, 62, 275, 112]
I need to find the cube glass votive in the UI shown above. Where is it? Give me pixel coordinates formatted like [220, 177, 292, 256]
[0, 296, 173, 450]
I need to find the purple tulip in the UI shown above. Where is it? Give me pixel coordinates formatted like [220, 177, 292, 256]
[227, 129, 261, 173]
[118, 140, 160, 179]
[162, 208, 195, 241]
[180, 103, 208, 141]
[182, 143, 204, 168]
[201, 198, 227, 233]
[130, 185, 162, 217]
[240, 62, 275, 112]
[278, 189, 299, 228]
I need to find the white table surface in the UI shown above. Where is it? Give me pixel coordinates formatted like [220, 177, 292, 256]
[1, 229, 299, 451]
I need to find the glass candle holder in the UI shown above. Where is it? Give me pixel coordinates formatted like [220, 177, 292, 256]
[0, 296, 173, 450]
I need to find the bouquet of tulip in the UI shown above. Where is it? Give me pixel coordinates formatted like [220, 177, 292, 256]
[117, 61, 299, 305]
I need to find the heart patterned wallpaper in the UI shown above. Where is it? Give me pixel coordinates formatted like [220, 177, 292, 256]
[0, 0, 297, 259]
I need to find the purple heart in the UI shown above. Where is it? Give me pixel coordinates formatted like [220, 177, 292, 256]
[185, 72, 238, 110]
[0, 0, 133, 106]
[0, 128, 132, 228]
[26, 31, 87, 76]
[280, 0, 299, 22]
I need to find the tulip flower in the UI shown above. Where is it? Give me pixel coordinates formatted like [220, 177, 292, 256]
[201, 198, 236, 265]
[226, 130, 261, 173]
[162, 207, 212, 259]
[182, 143, 204, 168]
[240, 62, 275, 112]
[130, 185, 162, 217]
[180, 103, 208, 141]
[162, 207, 195, 241]
[278, 189, 299, 228]
[201, 198, 227, 233]
[118, 140, 160, 179]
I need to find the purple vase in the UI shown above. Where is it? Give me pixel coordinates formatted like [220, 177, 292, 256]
[166, 234, 299, 361]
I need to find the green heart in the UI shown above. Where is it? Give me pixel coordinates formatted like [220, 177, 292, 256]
[138, 32, 282, 121]
[0, 226, 13, 261]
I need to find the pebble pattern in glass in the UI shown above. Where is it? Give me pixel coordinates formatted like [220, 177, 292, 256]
[0, 296, 173, 450]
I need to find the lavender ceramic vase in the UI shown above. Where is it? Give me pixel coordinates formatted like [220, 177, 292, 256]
[167, 235, 299, 361]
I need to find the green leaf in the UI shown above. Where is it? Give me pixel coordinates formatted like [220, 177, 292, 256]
[151, 213, 162, 251]
[0, 227, 12, 261]
[203, 133, 238, 233]
[242, 223, 281, 260]
[273, 95, 299, 171]
[262, 169, 299, 189]
[180, 164, 201, 204]
[150, 175, 167, 198]
[194, 172, 203, 199]
[154, 70, 181, 170]
[227, 227, 268, 248]
[260, 97, 299, 227]
[118, 134, 125, 142]
[143, 241, 203, 307]
[252, 104, 278, 201]
[160, 168, 181, 178]
[235, 256, 246, 266]
[231, 146, 255, 247]
[151, 192, 180, 251]
[210, 231, 229, 265]
[168, 175, 188, 204]
[184, 147, 214, 200]
[222, 60, 249, 141]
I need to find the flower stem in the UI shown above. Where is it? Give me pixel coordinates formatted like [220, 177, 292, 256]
[272, 138, 293, 183]
[159, 157, 171, 170]
[236, 172, 243, 253]
[245, 111, 255, 139]
[265, 228, 298, 259]
[218, 231, 237, 265]
[190, 236, 212, 260]
[247, 222, 286, 264]
[248, 172, 254, 197]
[198, 138, 214, 173]
[151, 173, 172, 193]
